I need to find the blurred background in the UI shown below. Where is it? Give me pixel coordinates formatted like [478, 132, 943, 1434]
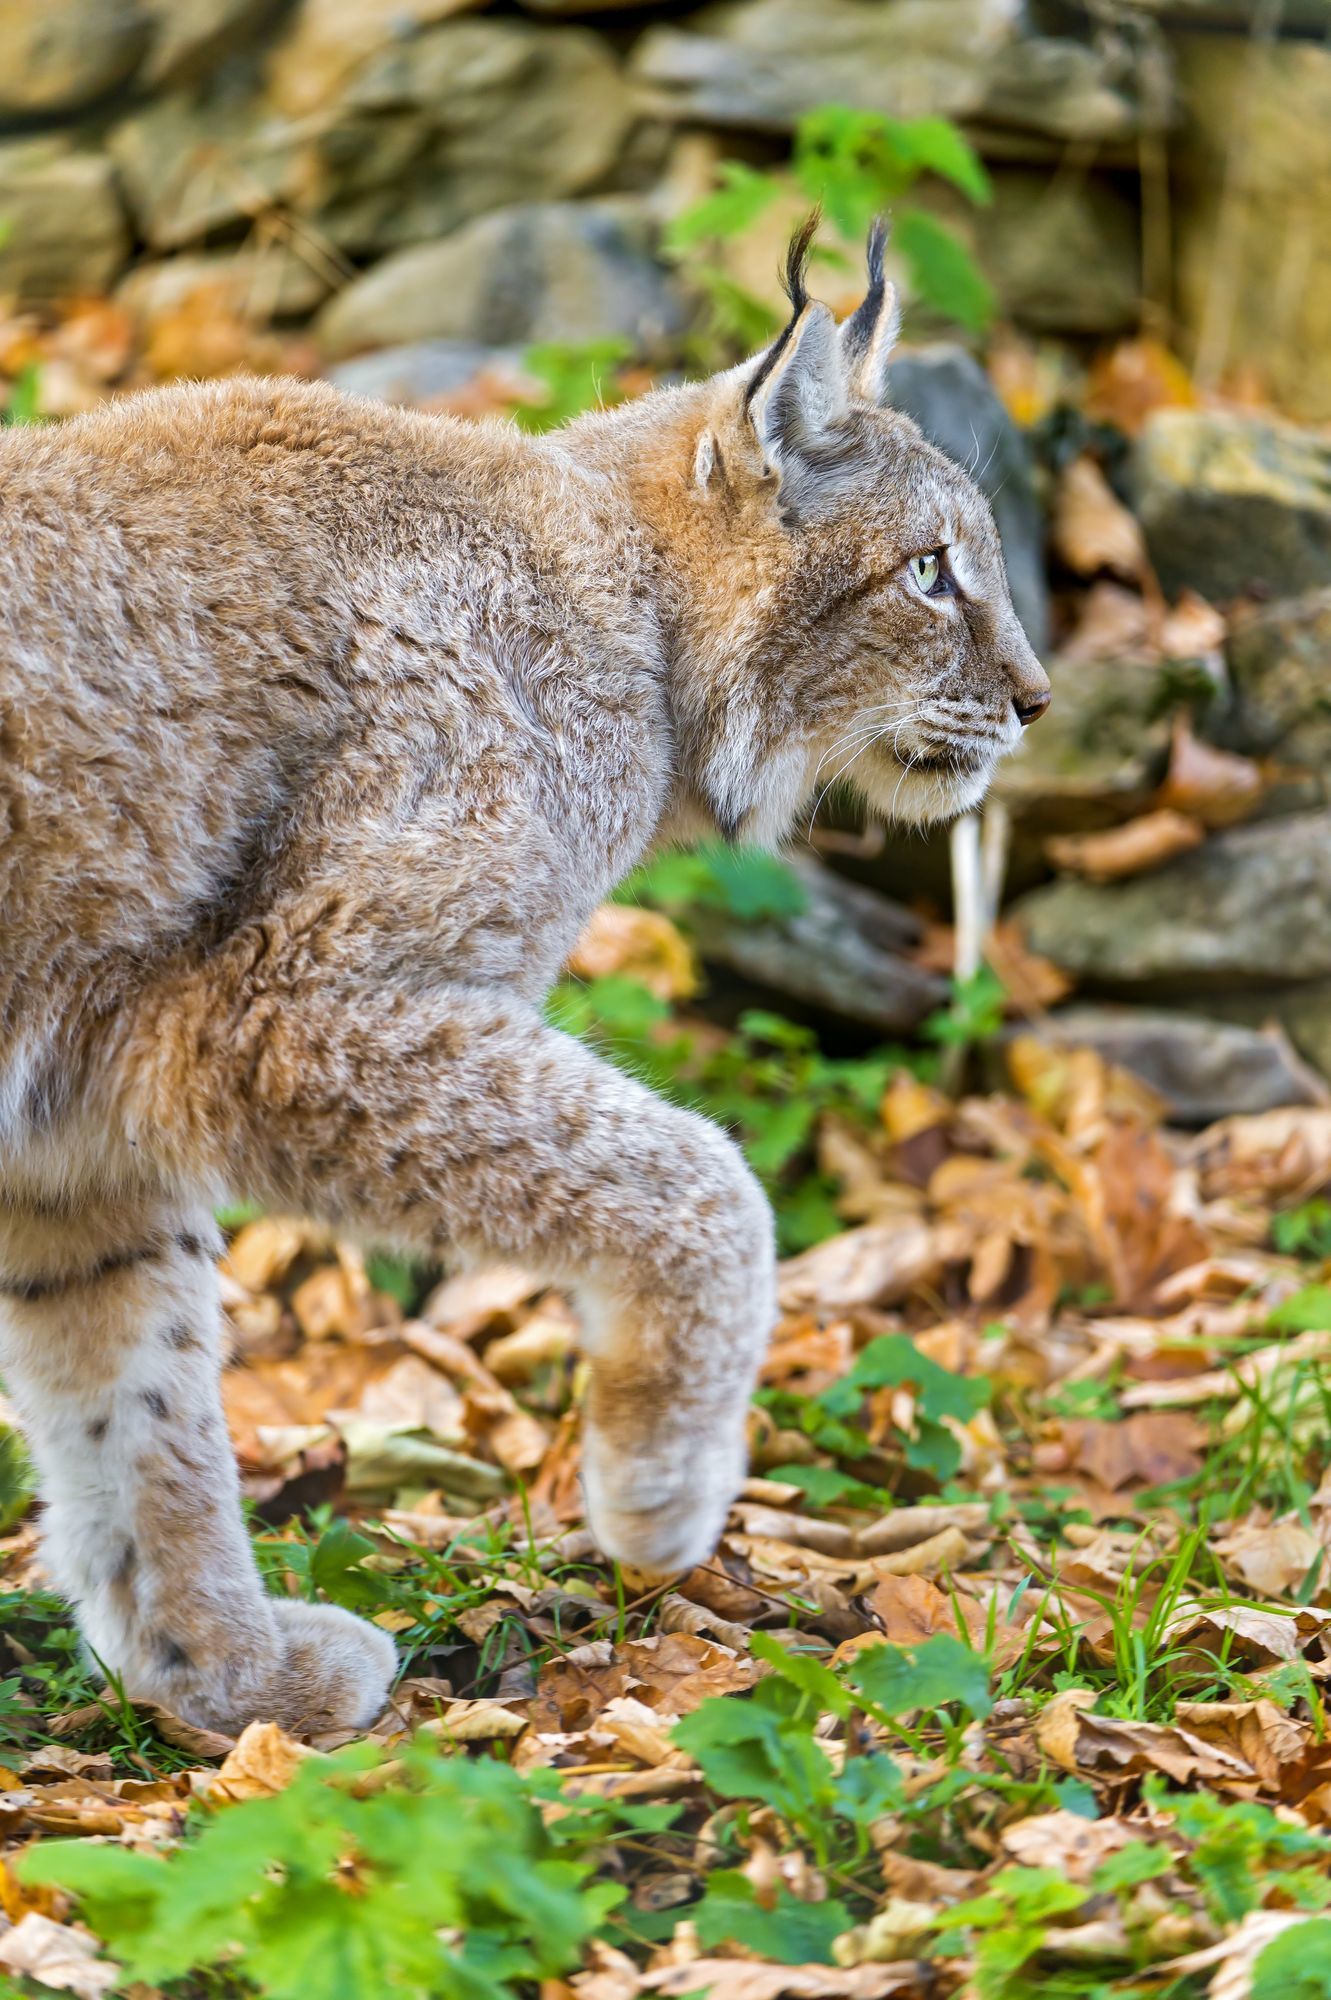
[5, 0, 1331, 1213]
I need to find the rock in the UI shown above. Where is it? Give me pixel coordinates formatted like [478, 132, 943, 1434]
[1014, 811, 1331, 991]
[141, 0, 282, 89]
[326, 339, 526, 406]
[263, 0, 480, 119]
[993, 652, 1175, 836]
[923, 169, 1141, 337]
[885, 344, 1048, 652]
[110, 16, 632, 260]
[116, 245, 334, 327]
[1136, 0, 1330, 23]
[0, 0, 150, 118]
[107, 89, 309, 251]
[1223, 590, 1331, 787]
[1009, 1006, 1328, 1123]
[301, 17, 634, 255]
[0, 140, 130, 298]
[1173, 35, 1331, 424]
[520, 0, 659, 10]
[633, 0, 1158, 153]
[1133, 410, 1331, 604]
[318, 200, 687, 358]
[690, 856, 947, 1034]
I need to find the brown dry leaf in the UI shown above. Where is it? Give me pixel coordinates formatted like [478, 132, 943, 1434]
[426, 1700, 528, 1744]
[143, 281, 285, 381]
[1001, 1807, 1138, 1879]
[1166, 1910, 1317, 2000]
[1083, 1119, 1212, 1307]
[832, 1900, 941, 1966]
[291, 1242, 394, 1341]
[222, 1341, 392, 1461]
[1007, 1039, 1168, 1146]
[1052, 455, 1148, 582]
[1062, 580, 1153, 665]
[1156, 715, 1264, 829]
[224, 1216, 323, 1291]
[568, 905, 698, 1002]
[205, 1720, 315, 1801]
[483, 1296, 578, 1383]
[1037, 1692, 1259, 1787]
[1166, 1600, 1331, 1665]
[20, 1747, 112, 1784]
[0, 1915, 118, 1999]
[1191, 1106, 1331, 1202]
[641, 1963, 923, 2000]
[861, 1571, 984, 1647]
[351, 1354, 466, 1440]
[777, 1220, 948, 1313]
[1083, 336, 1197, 435]
[1213, 1518, 1322, 1597]
[982, 921, 1075, 1012]
[1063, 1410, 1205, 1491]
[1171, 1700, 1309, 1788]
[1045, 809, 1205, 884]
[1158, 588, 1227, 661]
[421, 1264, 542, 1332]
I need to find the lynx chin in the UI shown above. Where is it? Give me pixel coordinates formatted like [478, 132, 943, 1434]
[0, 222, 1048, 1735]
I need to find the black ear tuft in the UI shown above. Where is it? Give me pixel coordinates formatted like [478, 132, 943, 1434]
[840, 217, 889, 372]
[781, 208, 820, 312]
[744, 210, 821, 413]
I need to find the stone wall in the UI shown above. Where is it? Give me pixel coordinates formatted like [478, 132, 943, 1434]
[0, 0, 1327, 414]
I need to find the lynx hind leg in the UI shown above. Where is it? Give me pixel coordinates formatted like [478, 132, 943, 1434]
[0, 1195, 395, 1735]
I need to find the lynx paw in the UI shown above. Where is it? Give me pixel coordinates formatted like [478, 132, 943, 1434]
[157, 1602, 397, 1738]
[581, 1429, 744, 1576]
[265, 1600, 398, 1734]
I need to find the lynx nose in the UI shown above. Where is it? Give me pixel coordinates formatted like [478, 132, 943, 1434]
[1014, 690, 1050, 727]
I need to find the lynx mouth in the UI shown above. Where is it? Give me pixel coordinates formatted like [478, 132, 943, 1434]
[898, 744, 992, 778]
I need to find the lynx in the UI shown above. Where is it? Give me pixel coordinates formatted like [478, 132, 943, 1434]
[0, 224, 1048, 1735]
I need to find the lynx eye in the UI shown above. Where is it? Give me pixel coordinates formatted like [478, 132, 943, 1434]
[909, 551, 945, 595]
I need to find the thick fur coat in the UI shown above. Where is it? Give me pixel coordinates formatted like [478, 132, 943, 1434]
[0, 230, 1048, 1732]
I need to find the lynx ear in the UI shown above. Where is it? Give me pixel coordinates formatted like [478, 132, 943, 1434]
[744, 218, 849, 495]
[839, 218, 901, 406]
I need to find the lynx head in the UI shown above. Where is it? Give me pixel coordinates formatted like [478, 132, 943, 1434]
[649, 218, 1049, 843]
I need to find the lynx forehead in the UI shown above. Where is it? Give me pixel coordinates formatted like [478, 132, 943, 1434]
[0, 223, 1045, 1735]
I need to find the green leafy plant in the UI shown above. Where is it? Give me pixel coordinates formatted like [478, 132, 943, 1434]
[666, 102, 994, 356]
[3, 360, 41, 427]
[22, 1739, 619, 2000]
[1274, 1198, 1331, 1261]
[1253, 1918, 1331, 1998]
[0, 1417, 34, 1533]
[623, 841, 809, 924]
[510, 338, 633, 433]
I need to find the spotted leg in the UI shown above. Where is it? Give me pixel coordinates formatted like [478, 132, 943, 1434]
[0, 1189, 395, 1735]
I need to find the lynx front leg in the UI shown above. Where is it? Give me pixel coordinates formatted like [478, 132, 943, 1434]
[129, 983, 778, 1574]
[0, 1194, 395, 1734]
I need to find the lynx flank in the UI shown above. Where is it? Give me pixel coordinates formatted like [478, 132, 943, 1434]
[0, 226, 1047, 1734]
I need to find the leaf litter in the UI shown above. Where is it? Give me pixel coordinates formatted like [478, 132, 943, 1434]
[9, 946, 1331, 1995]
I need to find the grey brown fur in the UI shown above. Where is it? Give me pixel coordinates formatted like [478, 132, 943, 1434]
[0, 230, 1047, 1733]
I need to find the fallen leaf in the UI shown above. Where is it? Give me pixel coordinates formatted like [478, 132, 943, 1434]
[1063, 1410, 1205, 1490]
[0, 1914, 118, 1998]
[1156, 715, 1264, 829]
[569, 905, 698, 1002]
[1052, 455, 1148, 582]
[1045, 809, 1205, 883]
[206, 1720, 314, 1801]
